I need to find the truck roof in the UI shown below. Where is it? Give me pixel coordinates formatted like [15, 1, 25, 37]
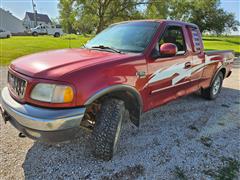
[113, 19, 198, 28]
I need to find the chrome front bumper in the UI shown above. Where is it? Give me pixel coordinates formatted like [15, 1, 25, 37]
[1, 87, 86, 141]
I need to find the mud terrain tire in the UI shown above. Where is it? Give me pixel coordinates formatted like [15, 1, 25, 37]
[201, 72, 223, 100]
[91, 98, 125, 160]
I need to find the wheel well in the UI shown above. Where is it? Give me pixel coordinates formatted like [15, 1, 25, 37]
[210, 67, 226, 86]
[219, 68, 226, 78]
[85, 90, 142, 127]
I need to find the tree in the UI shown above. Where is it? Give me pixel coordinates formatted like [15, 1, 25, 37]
[58, 0, 239, 35]
[74, 0, 143, 33]
[51, 17, 60, 25]
[58, 0, 76, 33]
[205, 9, 240, 35]
[168, 0, 239, 34]
[73, 13, 98, 34]
[145, 0, 169, 19]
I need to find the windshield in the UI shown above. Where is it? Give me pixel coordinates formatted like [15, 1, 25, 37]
[85, 22, 159, 53]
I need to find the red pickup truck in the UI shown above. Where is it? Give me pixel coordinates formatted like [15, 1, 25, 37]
[0, 20, 234, 160]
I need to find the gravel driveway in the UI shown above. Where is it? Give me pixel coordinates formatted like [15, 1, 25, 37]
[0, 63, 239, 180]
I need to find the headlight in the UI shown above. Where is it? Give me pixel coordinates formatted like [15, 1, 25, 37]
[30, 83, 74, 103]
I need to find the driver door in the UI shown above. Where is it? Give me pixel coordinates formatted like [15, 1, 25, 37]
[146, 25, 192, 109]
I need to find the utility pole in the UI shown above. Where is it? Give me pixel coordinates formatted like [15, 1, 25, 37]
[32, 0, 37, 27]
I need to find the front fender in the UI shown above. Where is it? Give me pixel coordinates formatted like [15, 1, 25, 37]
[84, 84, 143, 127]
[84, 84, 142, 106]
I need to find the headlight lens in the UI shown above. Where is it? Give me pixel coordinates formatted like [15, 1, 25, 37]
[30, 83, 74, 103]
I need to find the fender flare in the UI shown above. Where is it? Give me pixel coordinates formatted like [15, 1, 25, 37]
[210, 65, 226, 86]
[84, 85, 142, 106]
[84, 84, 143, 126]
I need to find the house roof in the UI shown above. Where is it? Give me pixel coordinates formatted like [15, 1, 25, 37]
[25, 12, 51, 24]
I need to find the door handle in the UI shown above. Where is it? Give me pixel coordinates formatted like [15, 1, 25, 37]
[184, 62, 191, 69]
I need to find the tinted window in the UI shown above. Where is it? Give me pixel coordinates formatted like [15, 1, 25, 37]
[159, 26, 186, 55]
[0, 29, 4, 32]
[191, 28, 201, 52]
[85, 22, 159, 53]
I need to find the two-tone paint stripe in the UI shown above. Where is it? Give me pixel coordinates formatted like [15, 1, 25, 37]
[148, 55, 221, 86]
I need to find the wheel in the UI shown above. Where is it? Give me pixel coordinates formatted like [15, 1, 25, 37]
[201, 72, 223, 100]
[54, 32, 60, 37]
[6, 35, 10, 38]
[32, 32, 38, 36]
[91, 98, 125, 160]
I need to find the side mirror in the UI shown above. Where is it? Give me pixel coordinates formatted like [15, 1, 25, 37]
[160, 43, 178, 57]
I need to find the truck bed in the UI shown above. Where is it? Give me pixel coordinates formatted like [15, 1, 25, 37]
[205, 50, 234, 56]
[205, 50, 235, 61]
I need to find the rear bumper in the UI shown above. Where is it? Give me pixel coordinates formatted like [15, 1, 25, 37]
[0, 87, 86, 142]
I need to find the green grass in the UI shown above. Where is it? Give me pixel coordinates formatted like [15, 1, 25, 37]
[0, 35, 239, 65]
[0, 35, 90, 65]
[203, 36, 240, 56]
[214, 158, 240, 180]
[174, 166, 188, 180]
[203, 157, 240, 180]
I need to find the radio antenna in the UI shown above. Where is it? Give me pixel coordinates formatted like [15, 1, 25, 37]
[32, 0, 37, 27]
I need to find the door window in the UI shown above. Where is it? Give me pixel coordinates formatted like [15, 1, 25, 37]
[159, 26, 186, 55]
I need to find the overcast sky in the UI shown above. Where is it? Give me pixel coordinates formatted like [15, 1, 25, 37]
[1, 0, 239, 34]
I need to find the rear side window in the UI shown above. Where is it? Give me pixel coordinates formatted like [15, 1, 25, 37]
[191, 28, 201, 52]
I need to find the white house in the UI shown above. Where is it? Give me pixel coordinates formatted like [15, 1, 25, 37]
[23, 12, 52, 29]
[0, 8, 25, 33]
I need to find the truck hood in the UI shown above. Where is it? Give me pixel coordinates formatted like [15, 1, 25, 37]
[10, 49, 132, 79]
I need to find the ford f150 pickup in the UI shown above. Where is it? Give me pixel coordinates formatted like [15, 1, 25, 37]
[0, 20, 234, 160]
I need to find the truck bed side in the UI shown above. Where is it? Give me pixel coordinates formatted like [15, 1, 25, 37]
[200, 50, 234, 89]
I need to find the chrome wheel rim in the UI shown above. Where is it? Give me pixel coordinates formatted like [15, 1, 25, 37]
[212, 76, 221, 95]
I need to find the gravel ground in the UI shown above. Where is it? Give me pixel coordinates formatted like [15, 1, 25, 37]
[0, 62, 239, 180]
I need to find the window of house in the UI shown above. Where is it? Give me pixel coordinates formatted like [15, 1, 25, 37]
[159, 26, 186, 55]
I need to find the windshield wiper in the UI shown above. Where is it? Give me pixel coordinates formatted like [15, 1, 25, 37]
[90, 45, 122, 54]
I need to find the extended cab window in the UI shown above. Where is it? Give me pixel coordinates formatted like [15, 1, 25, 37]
[191, 28, 201, 52]
[159, 26, 186, 55]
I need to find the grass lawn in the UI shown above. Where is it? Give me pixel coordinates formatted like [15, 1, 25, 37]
[0, 35, 90, 65]
[203, 36, 240, 56]
[0, 35, 239, 65]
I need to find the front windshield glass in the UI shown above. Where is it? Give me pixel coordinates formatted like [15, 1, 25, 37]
[85, 22, 159, 53]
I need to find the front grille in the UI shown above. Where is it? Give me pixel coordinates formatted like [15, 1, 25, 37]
[8, 72, 27, 99]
